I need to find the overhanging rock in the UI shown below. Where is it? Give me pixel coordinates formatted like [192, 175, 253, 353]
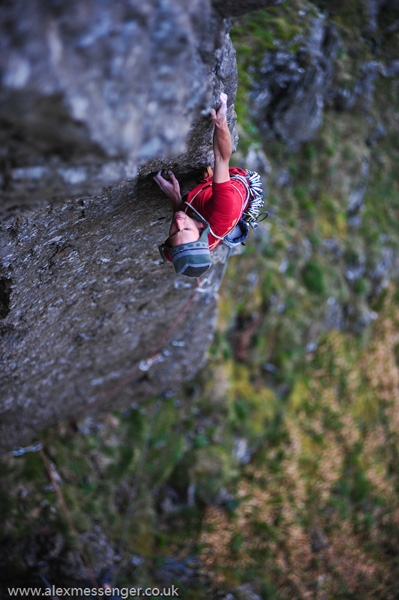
[0, 0, 278, 452]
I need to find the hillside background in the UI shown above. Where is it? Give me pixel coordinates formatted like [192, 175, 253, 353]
[2, 1, 399, 597]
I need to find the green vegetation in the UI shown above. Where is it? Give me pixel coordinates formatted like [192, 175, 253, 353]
[200, 293, 399, 597]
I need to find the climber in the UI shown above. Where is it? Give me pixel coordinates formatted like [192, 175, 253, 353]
[154, 92, 264, 278]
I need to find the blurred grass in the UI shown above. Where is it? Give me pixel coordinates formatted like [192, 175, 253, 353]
[201, 289, 399, 597]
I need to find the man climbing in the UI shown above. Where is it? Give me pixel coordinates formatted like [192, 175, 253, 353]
[154, 92, 264, 278]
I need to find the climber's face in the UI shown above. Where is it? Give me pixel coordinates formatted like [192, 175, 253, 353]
[168, 211, 202, 247]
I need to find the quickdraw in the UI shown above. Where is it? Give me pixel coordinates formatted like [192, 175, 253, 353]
[232, 170, 268, 230]
[223, 170, 268, 247]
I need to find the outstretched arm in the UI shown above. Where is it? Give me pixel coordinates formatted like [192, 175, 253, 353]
[210, 92, 232, 184]
[153, 170, 183, 212]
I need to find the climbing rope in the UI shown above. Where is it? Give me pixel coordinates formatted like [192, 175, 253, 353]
[117, 251, 231, 568]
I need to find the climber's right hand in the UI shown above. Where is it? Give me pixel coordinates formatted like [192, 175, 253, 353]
[210, 92, 228, 127]
[154, 170, 182, 208]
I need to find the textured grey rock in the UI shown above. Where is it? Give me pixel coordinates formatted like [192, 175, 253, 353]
[0, 0, 227, 214]
[364, 0, 399, 33]
[0, 176, 228, 452]
[253, 16, 339, 148]
[1, 0, 334, 452]
[0, 0, 249, 452]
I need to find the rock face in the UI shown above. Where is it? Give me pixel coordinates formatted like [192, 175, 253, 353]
[0, 0, 279, 452]
[0, 0, 279, 215]
[253, 16, 339, 148]
[0, 0, 216, 214]
[0, 176, 227, 452]
[251, 1, 399, 148]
